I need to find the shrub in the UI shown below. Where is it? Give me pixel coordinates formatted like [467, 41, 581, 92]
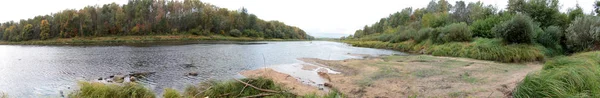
[536, 26, 562, 49]
[69, 82, 155, 98]
[415, 28, 434, 43]
[190, 28, 201, 35]
[565, 16, 600, 52]
[469, 14, 512, 38]
[229, 29, 242, 37]
[435, 22, 472, 43]
[493, 14, 536, 44]
[390, 28, 416, 43]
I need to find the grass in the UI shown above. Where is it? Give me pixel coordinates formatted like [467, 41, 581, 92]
[163, 88, 181, 98]
[356, 65, 402, 87]
[69, 82, 155, 98]
[344, 38, 546, 63]
[513, 51, 600, 97]
[68, 77, 341, 98]
[0, 34, 304, 45]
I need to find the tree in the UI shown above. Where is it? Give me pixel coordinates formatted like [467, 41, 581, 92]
[40, 20, 50, 40]
[568, 4, 584, 21]
[21, 24, 33, 41]
[452, 1, 469, 23]
[507, 0, 526, 13]
[595, 1, 600, 16]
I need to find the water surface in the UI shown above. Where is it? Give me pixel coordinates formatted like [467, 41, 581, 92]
[0, 41, 402, 97]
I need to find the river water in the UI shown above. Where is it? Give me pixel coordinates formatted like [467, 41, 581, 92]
[0, 41, 402, 97]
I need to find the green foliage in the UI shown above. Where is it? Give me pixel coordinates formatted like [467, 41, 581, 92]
[514, 51, 600, 97]
[69, 82, 155, 98]
[434, 22, 472, 43]
[565, 16, 600, 52]
[493, 14, 535, 44]
[0, 0, 312, 42]
[536, 26, 562, 51]
[415, 28, 433, 43]
[344, 38, 545, 63]
[163, 88, 182, 98]
[229, 29, 242, 37]
[469, 14, 511, 38]
[422, 13, 450, 28]
[429, 38, 544, 62]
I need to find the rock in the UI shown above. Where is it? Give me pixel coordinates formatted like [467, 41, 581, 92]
[187, 72, 198, 76]
[130, 76, 136, 82]
[324, 82, 333, 88]
[113, 75, 125, 83]
[98, 77, 103, 81]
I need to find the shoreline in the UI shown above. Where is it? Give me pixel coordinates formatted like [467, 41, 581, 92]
[0, 35, 309, 46]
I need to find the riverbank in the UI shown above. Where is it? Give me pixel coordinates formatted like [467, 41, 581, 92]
[0, 35, 306, 45]
[343, 38, 549, 63]
[241, 55, 542, 97]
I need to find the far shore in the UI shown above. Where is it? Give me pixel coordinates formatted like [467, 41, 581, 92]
[0, 35, 311, 46]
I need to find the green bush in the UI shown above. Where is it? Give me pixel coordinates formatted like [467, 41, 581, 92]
[415, 28, 433, 43]
[163, 88, 181, 98]
[565, 16, 600, 52]
[435, 22, 472, 43]
[69, 82, 156, 98]
[536, 26, 563, 49]
[469, 14, 512, 38]
[493, 14, 536, 44]
[514, 51, 600, 97]
[390, 28, 416, 43]
[229, 29, 242, 37]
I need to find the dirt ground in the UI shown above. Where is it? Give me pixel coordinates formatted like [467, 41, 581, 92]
[241, 55, 542, 98]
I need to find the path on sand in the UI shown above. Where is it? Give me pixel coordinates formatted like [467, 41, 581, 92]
[241, 55, 542, 98]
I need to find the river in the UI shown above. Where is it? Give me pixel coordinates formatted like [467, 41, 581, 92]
[0, 41, 403, 97]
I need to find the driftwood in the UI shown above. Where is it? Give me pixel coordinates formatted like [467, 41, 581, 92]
[241, 93, 275, 98]
[234, 79, 281, 93]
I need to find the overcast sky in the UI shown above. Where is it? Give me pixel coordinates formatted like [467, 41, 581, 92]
[0, 0, 596, 38]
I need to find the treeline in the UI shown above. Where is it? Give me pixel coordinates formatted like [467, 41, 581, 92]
[344, 0, 599, 54]
[0, 0, 313, 42]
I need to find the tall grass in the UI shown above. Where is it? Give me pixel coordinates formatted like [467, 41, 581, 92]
[69, 82, 155, 98]
[68, 78, 341, 98]
[513, 51, 600, 97]
[344, 38, 545, 63]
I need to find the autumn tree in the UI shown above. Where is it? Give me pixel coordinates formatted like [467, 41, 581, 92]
[40, 20, 50, 40]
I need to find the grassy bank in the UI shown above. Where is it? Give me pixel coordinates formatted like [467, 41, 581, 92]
[0, 34, 305, 45]
[69, 77, 341, 98]
[513, 51, 600, 97]
[344, 38, 547, 63]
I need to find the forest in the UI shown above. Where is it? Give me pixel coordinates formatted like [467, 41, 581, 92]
[342, 0, 600, 97]
[0, 0, 313, 42]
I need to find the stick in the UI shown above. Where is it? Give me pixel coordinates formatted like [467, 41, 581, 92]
[234, 79, 280, 93]
[237, 80, 252, 96]
[241, 93, 274, 98]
